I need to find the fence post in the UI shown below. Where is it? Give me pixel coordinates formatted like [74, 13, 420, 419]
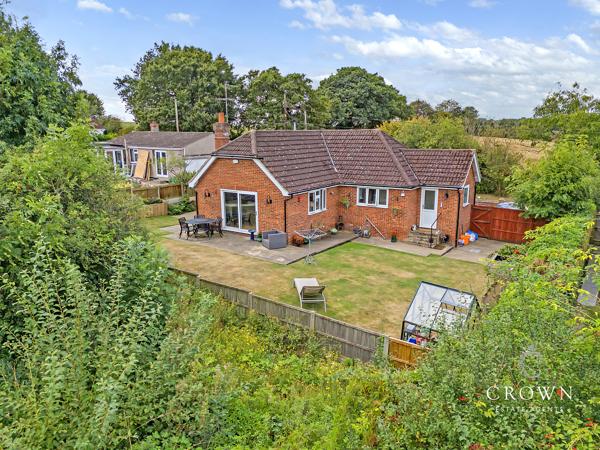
[309, 311, 316, 331]
[382, 335, 390, 358]
[249, 292, 254, 310]
[157, 184, 162, 200]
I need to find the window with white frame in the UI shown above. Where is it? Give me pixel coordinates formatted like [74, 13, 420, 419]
[463, 185, 470, 206]
[129, 148, 138, 176]
[155, 150, 168, 177]
[357, 187, 388, 207]
[308, 188, 327, 214]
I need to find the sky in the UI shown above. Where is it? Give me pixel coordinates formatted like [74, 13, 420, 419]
[7, 0, 600, 120]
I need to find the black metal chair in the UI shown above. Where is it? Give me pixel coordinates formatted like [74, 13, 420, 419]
[178, 217, 193, 240]
[210, 217, 223, 237]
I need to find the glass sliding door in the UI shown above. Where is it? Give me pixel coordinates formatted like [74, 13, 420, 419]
[240, 194, 257, 230]
[221, 190, 258, 233]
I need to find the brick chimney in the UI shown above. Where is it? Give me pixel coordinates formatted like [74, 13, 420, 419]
[149, 121, 159, 132]
[213, 112, 230, 150]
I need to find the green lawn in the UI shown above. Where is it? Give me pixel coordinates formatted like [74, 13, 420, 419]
[162, 239, 488, 337]
[140, 215, 180, 230]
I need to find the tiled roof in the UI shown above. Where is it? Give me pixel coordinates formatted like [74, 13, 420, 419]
[107, 131, 212, 149]
[403, 149, 476, 187]
[211, 130, 476, 193]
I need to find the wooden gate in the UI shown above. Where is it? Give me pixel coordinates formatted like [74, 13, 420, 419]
[470, 203, 547, 243]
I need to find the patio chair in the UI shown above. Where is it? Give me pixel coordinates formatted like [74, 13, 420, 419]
[210, 217, 223, 237]
[293, 278, 327, 311]
[262, 230, 288, 249]
[178, 217, 193, 240]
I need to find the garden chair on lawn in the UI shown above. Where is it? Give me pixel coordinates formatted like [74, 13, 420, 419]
[178, 217, 193, 240]
[293, 278, 327, 311]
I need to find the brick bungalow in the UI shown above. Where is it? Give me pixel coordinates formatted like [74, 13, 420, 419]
[188, 129, 480, 246]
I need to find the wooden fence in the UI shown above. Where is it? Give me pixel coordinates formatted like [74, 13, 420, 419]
[129, 183, 194, 201]
[172, 268, 428, 367]
[141, 202, 168, 218]
[470, 203, 548, 243]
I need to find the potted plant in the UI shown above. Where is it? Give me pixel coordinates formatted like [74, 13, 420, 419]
[256, 232, 263, 242]
[391, 231, 398, 243]
[330, 227, 338, 235]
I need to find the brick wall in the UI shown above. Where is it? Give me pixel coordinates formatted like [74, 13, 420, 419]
[195, 158, 286, 233]
[195, 158, 477, 245]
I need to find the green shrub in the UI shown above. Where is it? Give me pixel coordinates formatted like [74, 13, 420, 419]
[167, 198, 195, 215]
[143, 197, 163, 205]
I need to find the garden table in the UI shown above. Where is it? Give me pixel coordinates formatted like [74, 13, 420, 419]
[187, 217, 217, 238]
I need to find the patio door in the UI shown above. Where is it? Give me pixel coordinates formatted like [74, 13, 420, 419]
[419, 188, 438, 229]
[221, 190, 258, 233]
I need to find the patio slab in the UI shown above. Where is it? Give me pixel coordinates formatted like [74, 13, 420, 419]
[444, 238, 505, 264]
[161, 226, 356, 264]
[355, 237, 452, 257]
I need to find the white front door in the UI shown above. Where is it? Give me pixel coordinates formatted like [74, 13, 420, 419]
[221, 190, 258, 233]
[419, 188, 438, 228]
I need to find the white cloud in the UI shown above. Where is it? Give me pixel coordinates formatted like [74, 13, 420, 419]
[566, 33, 593, 53]
[289, 20, 306, 29]
[570, 0, 600, 15]
[469, 0, 496, 8]
[118, 7, 132, 18]
[77, 0, 112, 13]
[329, 32, 597, 117]
[166, 12, 195, 25]
[279, 0, 401, 30]
[413, 21, 476, 42]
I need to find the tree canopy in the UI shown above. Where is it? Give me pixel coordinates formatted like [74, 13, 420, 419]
[115, 42, 237, 131]
[508, 137, 600, 219]
[380, 116, 477, 149]
[0, 11, 81, 147]
[239, 67, 329, 129]
[534, 82, 600, 118]
[317, 67, 410, 128]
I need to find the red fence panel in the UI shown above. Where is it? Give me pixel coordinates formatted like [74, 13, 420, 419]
[470, 203, 547, 243]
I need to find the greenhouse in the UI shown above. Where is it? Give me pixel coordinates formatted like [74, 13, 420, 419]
[401, 282, 478, 345]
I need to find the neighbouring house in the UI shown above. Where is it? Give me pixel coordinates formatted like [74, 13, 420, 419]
[101, 114, 230, 181]
[188, 129, 480, 246]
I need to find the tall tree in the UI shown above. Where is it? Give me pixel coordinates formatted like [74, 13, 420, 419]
[534, 82, 600, 117]
[409, 99, 434, 118]
[435, 99, 463, 117]
[239, 67, 329, 129]
[73, 89, 105, 119]
[0, 10, 81, 147]
[115, 42, 237, 131]
[508, 137, 599, 219]
[317, 67, 410, 128]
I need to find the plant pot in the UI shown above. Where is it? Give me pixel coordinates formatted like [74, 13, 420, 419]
[391, 235, 398, 243]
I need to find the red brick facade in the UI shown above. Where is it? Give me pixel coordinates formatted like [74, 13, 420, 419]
[195, 158, 477, 245]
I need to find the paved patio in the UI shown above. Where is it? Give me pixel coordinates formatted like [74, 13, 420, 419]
[161, 226, 356, 264]
[444, 238, 505, 263]
[355, 237, 452, 257]
[356, 236, 505, 264]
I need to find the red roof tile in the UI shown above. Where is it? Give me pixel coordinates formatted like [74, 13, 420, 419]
[211, 130, 477, 193]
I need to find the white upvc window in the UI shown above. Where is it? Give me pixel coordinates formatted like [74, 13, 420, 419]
[463, 185, 470, 206]
[357, 187, 388, 208]
[155, 150, 168, 177]
[308, 188, 327, 214]
[129, 148, 138, 176]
